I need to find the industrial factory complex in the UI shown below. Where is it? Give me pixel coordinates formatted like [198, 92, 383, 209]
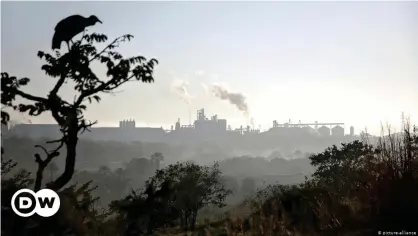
[4, 108, 355, 145]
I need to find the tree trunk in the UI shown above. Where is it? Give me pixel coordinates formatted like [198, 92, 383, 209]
[191, 210, 198, 231]
[182, 211, 189, 233]
[34, 164, 46, 191]
[48, 127, 78, 191]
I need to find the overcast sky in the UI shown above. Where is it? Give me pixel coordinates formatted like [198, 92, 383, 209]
[2, 1, 417, 135]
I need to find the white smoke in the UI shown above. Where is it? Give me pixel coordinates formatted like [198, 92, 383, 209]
[211, 84, 249, 116]
[200, 83, 209, 95]
[171, 79, 193, 105]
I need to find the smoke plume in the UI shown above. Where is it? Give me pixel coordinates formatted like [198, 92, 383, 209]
[171, 79, 193, 105]
[211, 84, 249, 116]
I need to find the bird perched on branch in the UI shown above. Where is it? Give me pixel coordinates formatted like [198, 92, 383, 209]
[52, 15, 102, 51]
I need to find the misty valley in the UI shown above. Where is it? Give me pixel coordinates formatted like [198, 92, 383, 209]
[1, 1, 418, 236]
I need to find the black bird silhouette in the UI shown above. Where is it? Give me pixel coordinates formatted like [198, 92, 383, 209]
[52, 15, 102, 51]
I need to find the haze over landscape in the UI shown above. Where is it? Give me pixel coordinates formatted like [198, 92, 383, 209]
[1, 2, 418, 235]
[2, 1, 417, 135]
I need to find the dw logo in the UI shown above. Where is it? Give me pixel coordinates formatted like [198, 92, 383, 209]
[11, 189, 60, 217]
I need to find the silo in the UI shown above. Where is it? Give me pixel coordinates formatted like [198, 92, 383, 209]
[318, 126, 331, 137]
[331, 125, 344, 137]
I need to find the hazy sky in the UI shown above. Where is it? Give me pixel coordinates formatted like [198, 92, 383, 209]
[2, 1, 417, 135]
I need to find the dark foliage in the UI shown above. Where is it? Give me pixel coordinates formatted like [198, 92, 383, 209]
[1, 17, 158, 235]
[244, 128, 418, 235]
[111, 162, 231, 234]
[1, 28, 157, 192]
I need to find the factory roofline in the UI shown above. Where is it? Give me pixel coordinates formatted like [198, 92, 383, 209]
[275, 123, 344, 126]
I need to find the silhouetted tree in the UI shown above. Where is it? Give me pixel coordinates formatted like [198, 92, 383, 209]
[146, 162, 231, 232]
[1, 19, 158, 192]
[309, 140, 377, 195]
[1, 157, 34, 236]
[110, 180, 179, 235]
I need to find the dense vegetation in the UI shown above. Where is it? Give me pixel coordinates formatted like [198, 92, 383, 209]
[2, 23, 417, 236]
[1, 136, 311, 209]
[2, 127, 417, 235]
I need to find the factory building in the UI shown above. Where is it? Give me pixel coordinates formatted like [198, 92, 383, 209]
[270, 120, 344, 138]
[193, 109, 227, 133]
[8, 124, 61, 139]
[243, 126, 260, 135]
[6, 108, 351, 143]
[119, 119, 136, 129]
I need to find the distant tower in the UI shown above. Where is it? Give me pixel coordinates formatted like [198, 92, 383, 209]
[350, 126, 354, 136]
[197, 109, 205, 121]
[175, 118, 181, 131]
[401, 111, 405, 132]
[273, 120, 278, 128]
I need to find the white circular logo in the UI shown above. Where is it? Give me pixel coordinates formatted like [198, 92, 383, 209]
[11, 188, 61, 217]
